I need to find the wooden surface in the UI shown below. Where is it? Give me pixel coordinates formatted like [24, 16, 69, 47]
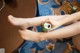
[72, 34, 80, 51]
[0, 0, 36, 53]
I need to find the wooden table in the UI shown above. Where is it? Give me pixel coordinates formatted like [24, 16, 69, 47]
[0, 0, 36, 53]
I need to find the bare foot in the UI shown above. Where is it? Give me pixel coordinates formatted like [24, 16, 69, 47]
[19, 29, 45, 42]
[8, 15, 29, 26]
[8, 15, 32, 29]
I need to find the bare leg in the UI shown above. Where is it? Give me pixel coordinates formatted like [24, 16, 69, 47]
[19, 21, 80, 42]
[8, 12, 80, 30]
[8, 15, 69, 29]
[8, 15, 48, 29]
[49, 11, 80, 31]
[46, 21, 80, 39]
[58, 11, 80, 26]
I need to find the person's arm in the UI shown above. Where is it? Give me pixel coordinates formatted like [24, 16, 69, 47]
[19, 21, 80, 42]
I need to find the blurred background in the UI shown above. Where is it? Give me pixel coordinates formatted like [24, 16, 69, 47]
[0, 0, 36, 53]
